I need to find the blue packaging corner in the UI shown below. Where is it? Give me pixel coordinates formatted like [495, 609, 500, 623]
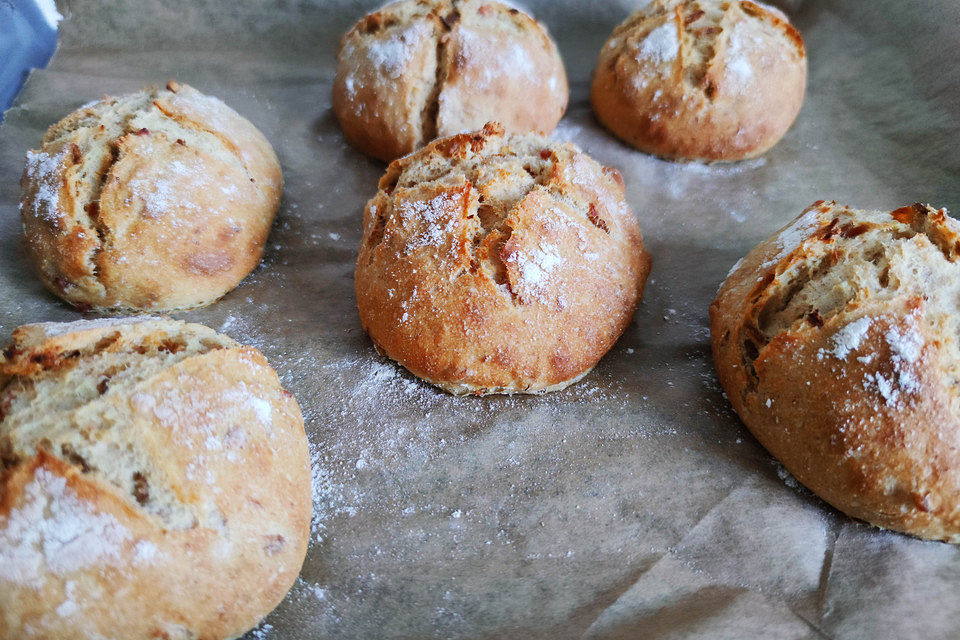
[0, 0, 60, 124]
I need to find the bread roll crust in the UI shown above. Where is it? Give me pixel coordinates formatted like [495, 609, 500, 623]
[355, 123, 651, 395]
[332, 0, 568, 162]
[711, 201, 960, 541]
[591, 0, 806, 162]
[19, 81, 283, 312]
[0, 318, 311, 639]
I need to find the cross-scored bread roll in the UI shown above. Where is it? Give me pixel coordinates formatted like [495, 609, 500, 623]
[712, 201, 960, 541]
[0, 317, 310, 639]
[355, 123, 651, 395]
[333, 0, 569, 162]
[19, 81, 283, 312]
[592, 0, 806, 161]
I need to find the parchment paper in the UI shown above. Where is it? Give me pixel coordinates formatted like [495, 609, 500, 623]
[1, 1, 959, 638]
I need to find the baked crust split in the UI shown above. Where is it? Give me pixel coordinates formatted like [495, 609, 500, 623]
[356, 123, 651, 395]
[19, 81, 283, 312]
[712, 201, 960, 541]
[592, 0, 806, 161]
[0, 317, 311, 639]
[333, 0, 569, 162]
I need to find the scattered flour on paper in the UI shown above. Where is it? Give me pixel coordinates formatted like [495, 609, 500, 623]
[249, 623, 274, 639]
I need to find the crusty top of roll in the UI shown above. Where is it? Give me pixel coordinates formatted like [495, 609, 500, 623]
[0, 317, 310, 639]
[355, 123, 651, 395]
[592, 0, 806, 161]
[333, 0, 568, 162]
[711, 201, 960, 542]
[20, 81, 282, 311]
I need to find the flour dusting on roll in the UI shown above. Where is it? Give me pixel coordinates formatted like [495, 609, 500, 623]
[0, 317, 311, 639]
[592, 0, 806, 162]
[712, 201, 960, 542]
[355, 123, 651, 395]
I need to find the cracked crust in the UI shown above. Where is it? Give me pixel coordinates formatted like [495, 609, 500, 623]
[19, 81, 283, 312]
[591, 0, 806, 162]
[332, 0, 568, 162]
[355, 123, 651, 395]
[0, 317, 310, 639]
[711, 201, 960, 542]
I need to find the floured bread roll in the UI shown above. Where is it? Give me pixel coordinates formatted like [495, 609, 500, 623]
[20, 81, 283, 312]
[0, 317, 310, 639]
[333, 0, 568, 162]
[591, 0, 806, 161]
[355, 123, 651, 395]
[712, 201, 960, 542]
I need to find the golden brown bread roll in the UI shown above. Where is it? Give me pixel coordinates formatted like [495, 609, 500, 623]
[355, 123, 651, 395]
[712, 201, 960, 542]
[591, 0, 806, 162]
[333, 0, 569, 162]
[20, 81, 283, 312]
[0, 317, 311, 639]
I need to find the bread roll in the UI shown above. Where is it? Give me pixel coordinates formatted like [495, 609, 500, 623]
[591, 0, 806, 162]
[711, 201, 960, 541]
[355, 123, 651, 395]
[0, 317, 310, 639]
[333, 0, 568, 162]
[20, 81, 283, 312]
